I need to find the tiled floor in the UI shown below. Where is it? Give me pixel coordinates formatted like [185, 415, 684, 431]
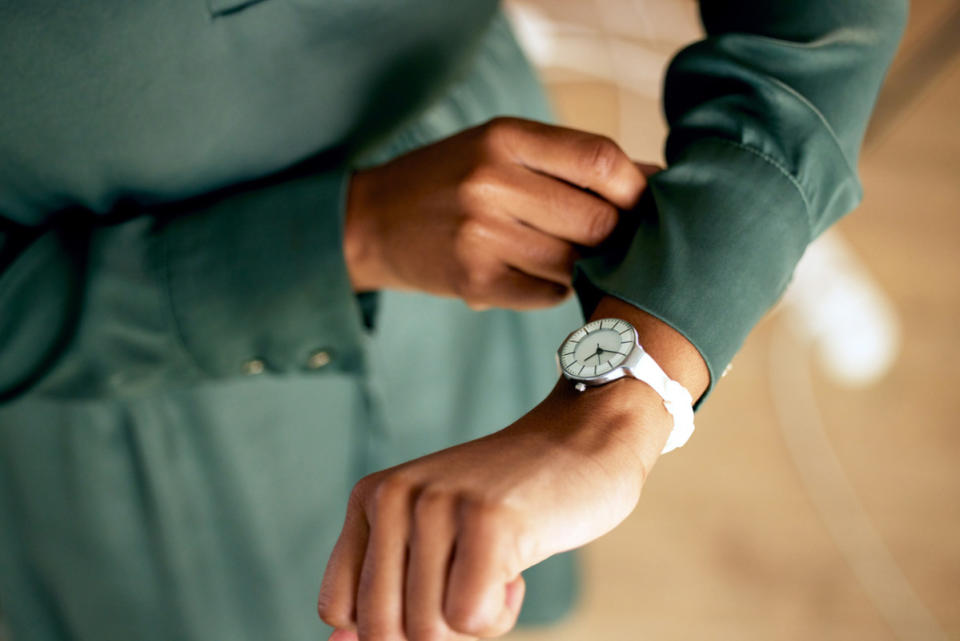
[505, 2, 960, 640]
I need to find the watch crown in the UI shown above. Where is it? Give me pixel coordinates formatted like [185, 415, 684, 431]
[574, 382, 586, 392]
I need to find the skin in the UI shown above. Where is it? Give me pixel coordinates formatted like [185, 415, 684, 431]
[343, 117, 653, 309]
[324, 117, 709, 641]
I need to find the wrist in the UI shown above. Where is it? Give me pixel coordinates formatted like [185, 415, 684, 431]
[343, 169, 383, 292]
[543, 295, 707, 470]
[537, 376, 673, 488]
[588, 296, 709, 402]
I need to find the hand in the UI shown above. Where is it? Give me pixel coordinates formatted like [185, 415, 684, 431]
[316, 298, 708, 641]
[316, 294, 709, 641]
[317, 377, 672, 641]
[343, 117, 654, 310]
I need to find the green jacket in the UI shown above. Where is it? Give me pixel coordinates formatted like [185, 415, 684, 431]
[0, 2, 905, 640]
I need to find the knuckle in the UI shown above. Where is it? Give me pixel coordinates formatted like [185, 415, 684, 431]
[456, 217, 489, 249]
[479, 116, 517, 149]
[413, 486, 449, 522]
[348, 476, 373, 505]
[452, 223, 491, 297]
[370, 474, 411, 512]
[454, 257, 499, 302]
[316, 596, 352, 629]
[455, 166, 496, 212]
[581, 135, 622, 181]
[583, 202, 618, 245]
[347, 476, 378, 515]
[459, 496, 508, 530]
[463, 264, 497, 299]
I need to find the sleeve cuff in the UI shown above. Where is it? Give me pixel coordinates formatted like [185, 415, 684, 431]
[157, 167, 369, 378]
[573, 137, 812, 403]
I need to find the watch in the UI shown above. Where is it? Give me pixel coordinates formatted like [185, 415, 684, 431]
[556, 318, 695, 454]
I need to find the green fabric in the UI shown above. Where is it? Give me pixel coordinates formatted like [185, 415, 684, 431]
[574, 0, 907, 397]
[0, 1, 904, 640]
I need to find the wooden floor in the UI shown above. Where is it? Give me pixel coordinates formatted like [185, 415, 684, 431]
[505, 1, 960, 640]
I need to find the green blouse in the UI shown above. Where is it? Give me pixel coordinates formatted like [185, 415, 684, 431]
[0, 2, 905, 640]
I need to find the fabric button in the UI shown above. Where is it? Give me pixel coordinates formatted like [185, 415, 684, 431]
[242, 358, 266, 375]
[306, 349, 332, 369]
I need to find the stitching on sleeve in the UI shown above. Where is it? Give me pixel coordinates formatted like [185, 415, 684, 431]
[708, 137, 814, 240]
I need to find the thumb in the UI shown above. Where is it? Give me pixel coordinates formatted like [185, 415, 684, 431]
[443, 504, 529, 637]
[633, 161, 663, 180]
[459, 574, 526, 639]
[327, 629, 359, 641]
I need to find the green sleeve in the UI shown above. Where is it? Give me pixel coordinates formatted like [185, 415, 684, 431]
[573, 0, 907, 403]
[0, 164, 368, 402]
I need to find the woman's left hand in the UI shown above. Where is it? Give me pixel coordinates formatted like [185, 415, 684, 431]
[317, 378, 671, 641]
[317, 297, 708, 641]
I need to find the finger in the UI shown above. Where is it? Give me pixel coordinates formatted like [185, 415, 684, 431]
[499, 165, 620, 247]
[356, 478, 412, 641]
[318, 490, 371, 630]
[443, 503, 526, 638]
[328, 630, 359, 641]
[405, 491, 471, 641]
[634, 161, 663, 179]
[495, 118, 647, 210]
[467, 265, 572, 311]
[469, 215, 579, 286]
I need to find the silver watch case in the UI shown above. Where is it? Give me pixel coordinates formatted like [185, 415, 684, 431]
[556, 319, 645, 391]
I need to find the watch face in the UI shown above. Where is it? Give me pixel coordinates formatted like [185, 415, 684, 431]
[559, 318, 636, 379]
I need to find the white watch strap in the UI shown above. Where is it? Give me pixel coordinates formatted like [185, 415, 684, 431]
[628, 348, 695, 454]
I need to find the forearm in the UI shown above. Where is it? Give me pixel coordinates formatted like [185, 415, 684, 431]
[533, 294, 708, 491]
[588, 294, 709, 399]
[573, 0, 907, 403]
[0, 167, 364, 402]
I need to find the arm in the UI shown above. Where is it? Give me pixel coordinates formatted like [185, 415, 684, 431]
[575, 0, 909, 400]
[318, 2, 907, 640]
[0, 164, 366, 402]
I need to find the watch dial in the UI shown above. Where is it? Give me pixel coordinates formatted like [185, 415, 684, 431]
[559, 318, 635, 378]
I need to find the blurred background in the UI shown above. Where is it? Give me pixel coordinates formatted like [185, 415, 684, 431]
[502, 1, 960, 640]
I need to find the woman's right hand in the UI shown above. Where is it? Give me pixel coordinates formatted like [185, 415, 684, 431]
[343, 117, 652, 310]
